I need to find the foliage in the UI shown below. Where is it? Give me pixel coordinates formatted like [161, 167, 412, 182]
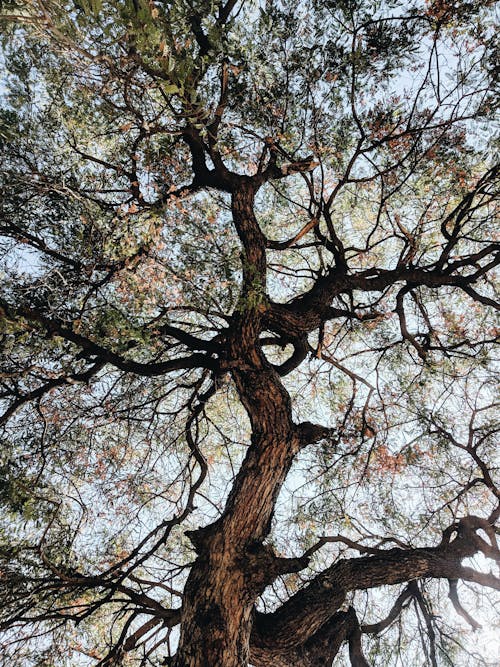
[0, 1, 498, 665]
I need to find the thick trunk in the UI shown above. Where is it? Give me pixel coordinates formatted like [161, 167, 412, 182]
[173, 183, 301, 667]
[173, 544, 253, 666]
[173, 416, 302, 667]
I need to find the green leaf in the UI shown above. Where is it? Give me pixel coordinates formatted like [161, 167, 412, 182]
[163, 83, 180, 94]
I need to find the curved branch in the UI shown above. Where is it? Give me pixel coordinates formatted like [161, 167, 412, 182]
[252, 515, 499, 653]
[448, 579, 481, 630]
[0, 300, 218, 376]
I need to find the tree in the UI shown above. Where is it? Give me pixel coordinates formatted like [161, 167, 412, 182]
[0, 0, 498, 664]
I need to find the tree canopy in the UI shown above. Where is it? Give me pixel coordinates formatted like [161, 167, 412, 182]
[0, 0, 499, 665]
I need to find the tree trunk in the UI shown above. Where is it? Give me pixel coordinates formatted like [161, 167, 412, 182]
[173, 184, 301, 666]
[173, 543, 254, 666]
[173, 420, 302, 666]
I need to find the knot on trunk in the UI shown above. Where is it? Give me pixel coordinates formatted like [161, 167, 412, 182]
[185, 524, 217, 555]
[298, 421, 336, 446]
